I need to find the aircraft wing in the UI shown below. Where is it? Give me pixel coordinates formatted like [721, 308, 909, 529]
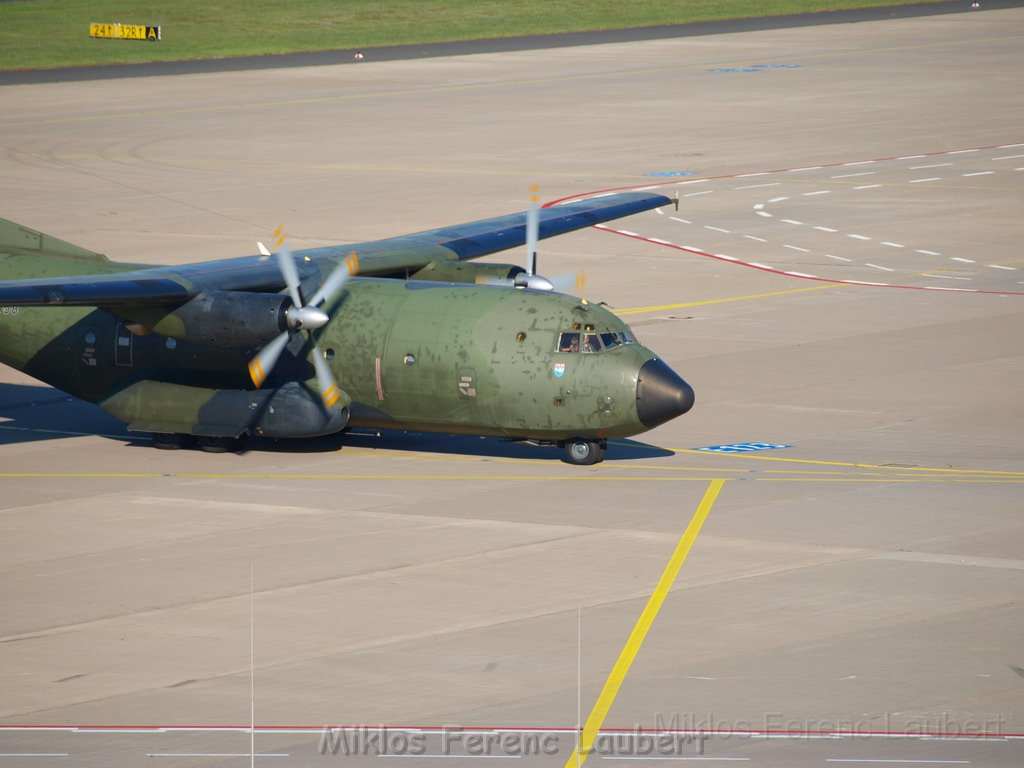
[0, 191, 670, 307]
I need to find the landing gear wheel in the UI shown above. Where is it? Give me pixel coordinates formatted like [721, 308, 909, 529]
[196, 435, 236, 453]
[151, 432, 187, 450]
[561, 438, 607, 466]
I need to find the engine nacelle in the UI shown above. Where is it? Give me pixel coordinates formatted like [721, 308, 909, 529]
[101, 379, 350, 439]
[141, 291, 290, 348]
[410, 260, 525, 285]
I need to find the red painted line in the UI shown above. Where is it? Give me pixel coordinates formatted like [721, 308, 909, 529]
[1, 725, 1019, 739]
[598, 228, 1024, 297]
[545, 143, 1024, 297]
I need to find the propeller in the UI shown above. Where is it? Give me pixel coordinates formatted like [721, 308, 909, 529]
[513, 185, 554, 291]
[478, 186, 587, 295]
[249, 229, 358, 409]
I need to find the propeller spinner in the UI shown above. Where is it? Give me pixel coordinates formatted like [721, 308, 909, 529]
[248, 233, 358, 409]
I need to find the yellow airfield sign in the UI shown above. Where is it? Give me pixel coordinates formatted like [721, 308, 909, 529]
[89, 23, 161, 42]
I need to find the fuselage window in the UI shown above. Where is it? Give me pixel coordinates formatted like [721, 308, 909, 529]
[581, 333, 602, 354]
[557, 332, 580, 353]
[600, 332, 621, 350]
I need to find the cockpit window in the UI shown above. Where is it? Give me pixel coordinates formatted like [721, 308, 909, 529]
[558, 329, 635, 353]
[557, 332, 580, 353]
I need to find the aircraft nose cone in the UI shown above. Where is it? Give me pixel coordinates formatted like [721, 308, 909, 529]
[636, 358, 695, 429]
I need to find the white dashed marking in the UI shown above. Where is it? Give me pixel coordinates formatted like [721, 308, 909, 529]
[785, 271, 818, 278]
[618, 230, 639, 237]
[989, 264, 1017, 270]
[896, 155, 926, 160]
[993, 154, 1024, 160]
[802, 191, 831, 196]
[705, 226, 730, 233]
[683, 190, 712, 197]
[848, 234, 871, 240]
[826, 254, 851, 262]
[909, 162, 952, 169]
[948, 148, 979, 154]
[757, 211, 772, 218]
[744, 235, 768, 243]
[844, 280, 889, 286]
[962, 171, 994, 177]
[749, 262, 772, 269]
[670, 217, 692, 224]
[881, 242, 905, 249]
[768, 196, 789, 203]
[593, 223, 609, 229]
[715, 254, 739, 261]
[784, 245, 810, 252]
[951, 257, 975, 263]
[753, 203, 765, 210]
[737, 182, 780, 189]
[814, 226, 838, 233]
[788, 166, 822, 172]
[853, 184, 883, 190]
[677, 179, 710, 185]
[832, 171, 876, 178]
[865, 263, 895, 271]
[922, 274, 954, 279]
[592, 193, 615, 199]
[647, 238, 672, 245]
[735, 172, 769, 178]
[998, 143, 1024, 148]
[781, 219, 804, 226]
[909, 177, 941, 183]
[636, 185, 659, 191]
[916, 250, 941, 256]
[842, 161, 876, 166]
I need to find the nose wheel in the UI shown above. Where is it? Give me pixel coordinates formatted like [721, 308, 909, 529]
[561, 438, 607, 465]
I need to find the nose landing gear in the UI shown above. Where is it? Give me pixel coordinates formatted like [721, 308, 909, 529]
[561, 438, 607, 465]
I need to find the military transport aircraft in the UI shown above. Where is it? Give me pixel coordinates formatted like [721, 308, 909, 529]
[0, 191, 693, 464]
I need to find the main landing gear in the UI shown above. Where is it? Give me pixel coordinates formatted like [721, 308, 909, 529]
[560, 438, 607, 466]
[151, 433, 241, 453]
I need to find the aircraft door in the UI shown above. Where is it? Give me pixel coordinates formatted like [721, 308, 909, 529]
[114, 322, 133, 367]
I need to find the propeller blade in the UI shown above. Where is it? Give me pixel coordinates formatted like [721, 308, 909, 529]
[309, 251, 359, 307]
[275, 241, 304, 308]
[549, 270, 587, 295]
[247, 331, 291, 388]
[310, 344, 343, 408]
[525, 185, 539, 276]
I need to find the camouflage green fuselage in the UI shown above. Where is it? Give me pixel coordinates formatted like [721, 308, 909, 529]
[0, 271, 655, 441]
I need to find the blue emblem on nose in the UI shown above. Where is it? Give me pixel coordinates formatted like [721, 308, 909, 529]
[552, 362, 566, 378]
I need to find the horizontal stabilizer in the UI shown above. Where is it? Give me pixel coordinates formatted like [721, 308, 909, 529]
[0, 217, 109, 262]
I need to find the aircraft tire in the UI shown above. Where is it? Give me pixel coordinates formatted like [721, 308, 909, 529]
[197, 435, 235, 453]
[562, 438, 607, 465]
[152, 432, 188, 450]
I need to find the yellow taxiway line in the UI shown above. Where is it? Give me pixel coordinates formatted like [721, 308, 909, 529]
[669, 448, 1024, 476]
[616, 283, 841, 316]
[564, 479, 725, 768]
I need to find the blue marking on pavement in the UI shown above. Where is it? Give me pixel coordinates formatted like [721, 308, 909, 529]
[695, 442, 793, 453]
[710, 64, 801, 73]
[643, 171, 695, 177]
